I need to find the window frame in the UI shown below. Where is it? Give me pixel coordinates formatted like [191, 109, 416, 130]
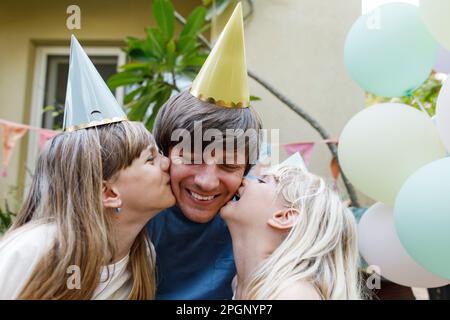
[26, 46, 126, 186]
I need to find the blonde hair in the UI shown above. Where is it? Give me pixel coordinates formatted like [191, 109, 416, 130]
[8, 121, 156, 299]
[244, 165, 362, 300]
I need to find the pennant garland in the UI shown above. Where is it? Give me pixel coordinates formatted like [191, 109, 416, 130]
[283, 142, 315, 166]
[282, 139, 340, 182]
[0, 119, 342, 184]
[0, 119, 60, 176]
[38, 128, 59, 151]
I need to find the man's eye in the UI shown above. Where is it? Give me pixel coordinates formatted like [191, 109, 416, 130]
[221, 164, 241, 172]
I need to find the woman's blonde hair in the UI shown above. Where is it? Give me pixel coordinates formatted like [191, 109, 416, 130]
[244, 165, 363, 300]
[8, 121, 156, 299]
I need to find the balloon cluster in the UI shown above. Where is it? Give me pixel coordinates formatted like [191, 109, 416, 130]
[340, 2, 450, 288]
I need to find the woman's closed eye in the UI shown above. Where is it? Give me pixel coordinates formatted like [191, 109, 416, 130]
[257, 177, 266, 183]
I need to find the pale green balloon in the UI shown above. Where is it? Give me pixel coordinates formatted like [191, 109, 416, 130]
[421, 0, 450, 52]
[344, 3, 437, 98]
[338, 103, 446, 204]
[395, 158, 450, 280]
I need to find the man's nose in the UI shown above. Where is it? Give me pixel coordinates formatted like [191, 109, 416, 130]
[194, 165, 220, 191]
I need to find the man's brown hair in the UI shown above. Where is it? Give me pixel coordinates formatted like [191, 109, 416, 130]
[153, 90, 262, 174]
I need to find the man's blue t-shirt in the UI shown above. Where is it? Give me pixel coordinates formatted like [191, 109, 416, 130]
[146, 206, 236, 300]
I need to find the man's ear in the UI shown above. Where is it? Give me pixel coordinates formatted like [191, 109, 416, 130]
[102, 181, 122, 209]
[267, 208, 300, 231]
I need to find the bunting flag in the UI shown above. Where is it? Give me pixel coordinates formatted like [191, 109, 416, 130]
[330, 156, 340, 181]
[282, 138, 339, 169]
[283, 142, 315, 167]
[1, 123, 28, 176]
[0, 119, 60, 176]
[38, 128, 59, 151]
[282, 138, 341, 186]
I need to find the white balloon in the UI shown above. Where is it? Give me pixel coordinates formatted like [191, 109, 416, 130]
[420, 0, 450, 52]
[358, 203, 450, 288]
[338, 103, 446, 204]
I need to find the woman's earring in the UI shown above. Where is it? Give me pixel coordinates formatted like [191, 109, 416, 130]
[115, 207, 122, 214]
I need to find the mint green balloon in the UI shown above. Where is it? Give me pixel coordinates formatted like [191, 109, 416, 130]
[345, 3, 437, 98]
[395, 158, 450, 280]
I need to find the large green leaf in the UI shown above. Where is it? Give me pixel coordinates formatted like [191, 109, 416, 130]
[166, 39, 176, 70]
[125, 36, 143, 49]
[180, 53, 208, 69]
[153, 0, 175, 41]
[128, 93, 155, 121]
[107, 72, 144, 90]
[176, 36, 197, 56]
[124, 87, 145, 105]
[145, 87, 173, 130]
[180, 7, 207, 39]
[146, 27, 165, 58]
[120, 62, 152, 73]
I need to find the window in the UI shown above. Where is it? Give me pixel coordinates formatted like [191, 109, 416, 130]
[42, 55, 120, 130]
[26, 46, 126, 185]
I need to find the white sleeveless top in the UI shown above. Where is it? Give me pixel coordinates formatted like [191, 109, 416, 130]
[0, 223, 132, 299]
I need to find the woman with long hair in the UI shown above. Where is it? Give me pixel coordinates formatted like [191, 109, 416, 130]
[220, 164, 363, 299]
[0, 121, 175, 299]
[0, 36, 175, 299]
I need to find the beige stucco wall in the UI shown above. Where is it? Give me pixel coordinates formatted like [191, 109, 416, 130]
[0, 0, 371, 207]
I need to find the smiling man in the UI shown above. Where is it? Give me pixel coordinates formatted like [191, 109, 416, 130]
[146, 3, 262, 299]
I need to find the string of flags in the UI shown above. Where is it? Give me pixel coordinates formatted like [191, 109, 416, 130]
[0, 119, 60, 176]
[0, 118, 341, 181]
[282, 139, 340, 181]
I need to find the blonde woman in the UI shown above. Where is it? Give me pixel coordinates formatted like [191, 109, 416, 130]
[0, 121, 175, 299]
[220, 165, 362, 300]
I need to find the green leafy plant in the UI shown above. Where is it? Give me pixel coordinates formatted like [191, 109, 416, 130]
[42, 104, 65, 130]
[0, 185, 23, 235]
[108, 0, 209, 130]
[0, 202, 15, 235]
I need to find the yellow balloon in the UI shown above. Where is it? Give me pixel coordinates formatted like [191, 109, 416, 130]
[338, 103, 446, 204]
[420, 0, 450, 51]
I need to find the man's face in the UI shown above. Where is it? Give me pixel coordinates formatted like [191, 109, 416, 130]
[169, 148, 246, 223]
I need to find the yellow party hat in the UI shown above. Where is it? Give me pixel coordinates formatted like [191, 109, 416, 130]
[190, 2, 249, 108]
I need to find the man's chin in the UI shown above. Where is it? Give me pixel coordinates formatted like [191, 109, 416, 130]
[178, 202, 221, 223]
